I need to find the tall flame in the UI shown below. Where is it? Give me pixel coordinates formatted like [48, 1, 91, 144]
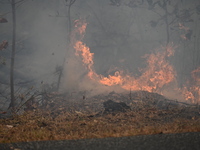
[71, 19, 200, 103]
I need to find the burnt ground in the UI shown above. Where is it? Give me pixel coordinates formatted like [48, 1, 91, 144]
[36, 90, 200, 122]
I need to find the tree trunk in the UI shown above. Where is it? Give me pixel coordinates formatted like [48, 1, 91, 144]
[9, 0, 16, 110]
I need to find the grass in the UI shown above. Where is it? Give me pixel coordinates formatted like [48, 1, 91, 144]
[1, 106, 200, 143]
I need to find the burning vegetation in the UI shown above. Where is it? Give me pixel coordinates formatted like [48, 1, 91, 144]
[73, 19, 200, 103]
[1, 16, 200, 143]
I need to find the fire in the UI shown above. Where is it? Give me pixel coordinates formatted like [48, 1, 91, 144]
[74, 41, 96, 78]
[99, 71, 124, 86]
[192, 67, 200, 82]
[181, 86, 200, 103]
[136, 44, 176, 92]
[72, 20, 98, 79]
[180, 67, 200, 103]
[71, 19, 200, 103]
[75, 41, 94, 66]
[74, 19, 87, 35]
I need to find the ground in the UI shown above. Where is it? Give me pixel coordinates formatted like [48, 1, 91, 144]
[0, 91, 200, 143]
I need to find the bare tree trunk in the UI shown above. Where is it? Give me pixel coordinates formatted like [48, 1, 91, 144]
[9, 0, 16, 110]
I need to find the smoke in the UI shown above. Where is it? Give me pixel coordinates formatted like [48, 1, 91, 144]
[0, 0, 200, 102]
[61, 21, 126, 96]
[0, 1, 71, 86]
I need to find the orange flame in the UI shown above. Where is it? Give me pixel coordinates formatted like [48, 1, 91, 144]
[99, 71, 124, 86]
[72, 19, 176, 92]
[180, 67, 200, 103]
[192, 67, 200, 82]
[71, 19, 200, 103]
[74, 41, 97, 79]
[74, 19, 87, 35]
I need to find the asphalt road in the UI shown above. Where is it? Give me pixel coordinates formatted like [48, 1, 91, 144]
[1, 132, 200, 150]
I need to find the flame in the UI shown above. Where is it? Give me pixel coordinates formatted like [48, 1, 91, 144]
[137, 44, 176, 92]
[192, 67, 200, 82]
[74, 19, 87, 35]
[73, 19, 176, 93]
[178, 23, 189, 31]
[180, 67, 200, 103]
[181, 86, 200, 103]
[72, 19, 98, 79]
[99, 71, 124, 86]
[71, 19, 200, 103]
[74, 41, 96, 78]
[75, 41, 94, 66]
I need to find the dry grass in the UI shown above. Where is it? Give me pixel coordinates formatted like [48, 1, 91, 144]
[1, 107, 200, 143]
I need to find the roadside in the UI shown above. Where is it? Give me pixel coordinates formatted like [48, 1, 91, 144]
[1, 132, 200, 150]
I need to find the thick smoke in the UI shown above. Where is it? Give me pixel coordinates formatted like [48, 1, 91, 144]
[0, 0, 200, 102]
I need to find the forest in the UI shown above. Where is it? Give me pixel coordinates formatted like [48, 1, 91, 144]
[1, 0, 200, 110]
[0, 0, 200, 143]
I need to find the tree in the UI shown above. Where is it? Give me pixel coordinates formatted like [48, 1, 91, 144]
[109, 0, 200, 82]
[8, 0, 17, 110]
[0, 13, 8, 65]
[7, 0, 27, 110]
[0, 40, 8, 65]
